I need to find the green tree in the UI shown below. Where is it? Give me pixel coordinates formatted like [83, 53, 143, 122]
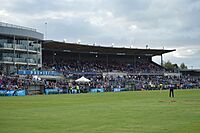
[164, 60, 174, 70]
[180, 63, 188, 69]
[173, 64, 179, 69]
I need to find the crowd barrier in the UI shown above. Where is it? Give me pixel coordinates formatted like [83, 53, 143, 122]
[5, 90, 15, 96]
[0, 90, 26, 96]
[45, 88, 80, 94]
[44, 88, 63, 95]
[15, 90, 26, 96]
[90, 88, 104, 93]
[72, 89, 77, 94]
[0, 90, 7, 96]
[113, 88, 126, 92]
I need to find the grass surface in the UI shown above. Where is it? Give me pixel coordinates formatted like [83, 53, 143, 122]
[0, 89, 200, 133]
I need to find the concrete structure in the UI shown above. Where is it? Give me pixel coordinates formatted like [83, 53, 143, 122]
[0, 22, 43, 74]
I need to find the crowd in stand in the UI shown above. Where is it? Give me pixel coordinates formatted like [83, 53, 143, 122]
[42, 59, 164, 74]
[105, 75, 200, 91]
[1, 73, 200, 95]
[0, 75, 34, 91]
[1, 58, 199, 95]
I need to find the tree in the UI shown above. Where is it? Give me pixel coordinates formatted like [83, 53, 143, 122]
[173, 64, 179, 69]
[180, 63, 188, 69]
[164, 60, 188, 71]
[163, 60, 174, 70]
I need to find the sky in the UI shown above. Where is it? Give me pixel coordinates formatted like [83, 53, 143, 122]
[0, 0, 200, 69]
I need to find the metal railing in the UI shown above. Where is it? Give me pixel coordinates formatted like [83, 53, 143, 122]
[1, 57, 37, 64]
[2, 57, 13, 62]
[29, 46, 38, 51]
[0, 22, 36, 32]
[15, 44, 27, 50]
[27, 58, 37, 64]
[14, 58, 26, 62]
[0, 43, 14, 48]
[0, 43, 40, 52]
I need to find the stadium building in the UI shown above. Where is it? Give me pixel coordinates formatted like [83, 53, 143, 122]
[0, 22, 177, 77]
[2, 22, 200, 96]
[42, 41, 175, 78]
[0, 22, 43, 74]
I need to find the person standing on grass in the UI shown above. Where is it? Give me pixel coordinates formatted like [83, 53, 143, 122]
[169, 83, 175, 97]
[159, 83, 163, 93]
[69, 85, 73, 94]
[76, 84, 80, 93]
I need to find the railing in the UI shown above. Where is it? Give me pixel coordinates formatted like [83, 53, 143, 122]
[0, 43, 40, 52]
[0, 22, 36, 32]
[2, 57, 13, 62]
[14, 58, 26, 62]
[0, 43, 14, 48]
[15, 44, 26, 50]
[27, 59, 37, 64]
[29, 46, 38, 51]
[1, 57, 37, 64]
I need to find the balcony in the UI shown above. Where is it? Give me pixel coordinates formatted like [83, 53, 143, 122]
[0, 43, 41, 53]
[0, 57, 13, 64]
[14, 57, 26, 62]
[0, 57, 38, 66]
[15, 44, 27, 50]
[0, 43, 14, 50]
[28, 46, 40, 53]
[2, 57, 13, 62]
[27, 58, 37, 64]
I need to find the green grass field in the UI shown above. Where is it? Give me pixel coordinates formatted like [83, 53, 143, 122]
[0, 89, 200, 133]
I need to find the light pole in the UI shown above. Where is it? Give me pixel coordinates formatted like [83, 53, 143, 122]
[45, 22, 47, 40]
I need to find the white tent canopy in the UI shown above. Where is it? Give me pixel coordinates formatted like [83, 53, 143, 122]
[75, 76, 90, 83]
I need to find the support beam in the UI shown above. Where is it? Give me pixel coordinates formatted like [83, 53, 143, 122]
[161, 54, 163, 67]
[106, 55, 108, 72]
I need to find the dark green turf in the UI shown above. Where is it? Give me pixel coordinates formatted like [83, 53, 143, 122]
[0, 89, 200, 133]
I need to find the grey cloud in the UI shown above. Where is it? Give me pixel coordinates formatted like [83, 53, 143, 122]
[2, 0, 98, 14]
[42, 18, 104, 41]
[101, 0, 200, 46]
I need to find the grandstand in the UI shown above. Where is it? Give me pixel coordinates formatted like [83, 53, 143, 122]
[42, 40, 175, 77]
[180, 69, 200, 77]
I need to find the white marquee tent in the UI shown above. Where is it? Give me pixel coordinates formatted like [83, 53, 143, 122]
[75, 76, 90, 83]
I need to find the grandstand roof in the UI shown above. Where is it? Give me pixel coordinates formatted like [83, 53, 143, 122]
[42, 40, 175, 56]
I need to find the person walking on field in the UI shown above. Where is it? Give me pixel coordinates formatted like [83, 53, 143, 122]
[169, 84, 175, 97]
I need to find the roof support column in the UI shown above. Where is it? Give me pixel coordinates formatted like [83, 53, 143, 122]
[13, 35, 16, 72]
[161, 54, 165, 74]
[106, 55, 108, 72]
[27, 37, 29, 70]
[53, 52, 56, 65]
[36, 40, 39, 69]
[134, 56, 136, 69]
[78, 53, 81, 63]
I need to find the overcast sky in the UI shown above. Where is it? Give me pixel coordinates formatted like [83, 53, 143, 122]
[0, 0, 200, 68]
